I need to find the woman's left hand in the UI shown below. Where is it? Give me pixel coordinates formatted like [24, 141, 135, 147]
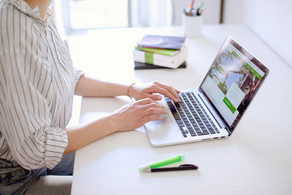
[128, 81, 180, 102]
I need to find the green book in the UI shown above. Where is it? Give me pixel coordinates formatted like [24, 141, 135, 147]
[135, 46, 180, 57]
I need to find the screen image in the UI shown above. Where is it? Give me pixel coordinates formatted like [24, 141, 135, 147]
[200, 37, 268, 133]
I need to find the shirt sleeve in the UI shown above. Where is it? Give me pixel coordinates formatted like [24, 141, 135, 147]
[0, 47, 68, 171]
[74, 68, 84, 86]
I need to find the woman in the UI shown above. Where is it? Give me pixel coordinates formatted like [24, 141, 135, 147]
[0, 0, 180, 194]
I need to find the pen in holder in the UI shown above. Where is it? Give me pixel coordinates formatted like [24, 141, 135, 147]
[183, 1, 204, 37]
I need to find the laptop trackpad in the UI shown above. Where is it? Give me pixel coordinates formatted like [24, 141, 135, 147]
[144, 113, 184, 146]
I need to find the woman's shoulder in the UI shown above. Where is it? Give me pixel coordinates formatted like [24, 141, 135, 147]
[0, 4, 41, 56]
[0, 1, 41, 37]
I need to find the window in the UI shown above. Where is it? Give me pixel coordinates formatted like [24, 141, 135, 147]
[65, 0, 129, 31]
[56, 0, 173, 34]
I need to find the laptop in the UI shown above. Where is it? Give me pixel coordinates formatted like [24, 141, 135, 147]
[144, 36, 269, 147]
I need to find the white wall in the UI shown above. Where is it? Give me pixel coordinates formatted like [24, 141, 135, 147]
[137, 0, 173, 27]
[223, 0, 292, 68]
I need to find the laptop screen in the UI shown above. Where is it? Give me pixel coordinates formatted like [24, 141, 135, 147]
[199, 36, 269, 134]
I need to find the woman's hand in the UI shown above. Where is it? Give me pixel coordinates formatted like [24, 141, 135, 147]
[110, 98, 167, 132]
[128, 81, 180, 102]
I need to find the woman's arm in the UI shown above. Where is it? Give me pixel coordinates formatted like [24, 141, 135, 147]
[75, 75, 129, 97]
[75, 75, 180, 101]
[67, 75, 180, 155]
[64, 98, 166, 155]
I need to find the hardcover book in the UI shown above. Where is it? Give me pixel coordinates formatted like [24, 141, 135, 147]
[135, 46, 180, 57]
[134, 61, 187, 70]
[133, 45, 188, 69]
[137, 35, 186, 50]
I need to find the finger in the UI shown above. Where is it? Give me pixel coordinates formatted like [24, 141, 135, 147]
[151, 84, 180, 102]
[147, 94, 163, 101]
[143, 106, 167, 116]
[153, 82, 180, 101]
[131, 100, 165, 115]
[141, 114, 164, 124]
[154, 81, 180, 93]
[130, 103, 166, 125]
[138, 101, 166, 112]
[134, 98, 154, 105]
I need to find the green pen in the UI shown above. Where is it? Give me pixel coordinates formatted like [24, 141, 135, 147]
[139, 154, 185, 173]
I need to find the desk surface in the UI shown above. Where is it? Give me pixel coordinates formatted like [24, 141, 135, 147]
[71, 24, 292, 195]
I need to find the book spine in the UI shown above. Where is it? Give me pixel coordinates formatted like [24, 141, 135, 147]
[133, 46, 188, 69]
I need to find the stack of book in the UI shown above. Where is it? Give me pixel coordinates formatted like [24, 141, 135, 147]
[133, 35, 188, 69]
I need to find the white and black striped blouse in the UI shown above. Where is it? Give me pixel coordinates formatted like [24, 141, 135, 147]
[0, 0, 83, 170]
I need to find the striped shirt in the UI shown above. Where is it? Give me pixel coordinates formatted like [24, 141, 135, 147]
[0, 0, 83, 170]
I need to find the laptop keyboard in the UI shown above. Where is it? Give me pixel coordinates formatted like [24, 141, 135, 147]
[165, 92, 220, 137]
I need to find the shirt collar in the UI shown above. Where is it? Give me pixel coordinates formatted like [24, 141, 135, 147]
[3, 0, 52, 25]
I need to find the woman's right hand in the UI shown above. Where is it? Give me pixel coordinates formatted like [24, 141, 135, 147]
[109, 98, 167, 132]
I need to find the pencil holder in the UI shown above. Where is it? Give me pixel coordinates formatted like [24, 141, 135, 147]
[182, 14, 202, 37]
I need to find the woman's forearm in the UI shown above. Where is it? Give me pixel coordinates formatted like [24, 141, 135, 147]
[75, 75, 130, 97]
[64, 114, 116, 155]
[63, 98, 167, 155]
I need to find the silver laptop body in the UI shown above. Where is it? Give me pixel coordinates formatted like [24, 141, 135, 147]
[145, 36, 269, 147]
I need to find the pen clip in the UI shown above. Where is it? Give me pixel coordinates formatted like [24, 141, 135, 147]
[179, 164, 198, 169]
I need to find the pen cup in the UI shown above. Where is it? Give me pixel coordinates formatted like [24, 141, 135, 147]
[182, 14, 202, 38]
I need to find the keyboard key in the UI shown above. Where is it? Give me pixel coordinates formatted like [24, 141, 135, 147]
[179, 127, 187, 137]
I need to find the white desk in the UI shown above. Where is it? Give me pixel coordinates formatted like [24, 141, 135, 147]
[71, 25, 292, 195]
